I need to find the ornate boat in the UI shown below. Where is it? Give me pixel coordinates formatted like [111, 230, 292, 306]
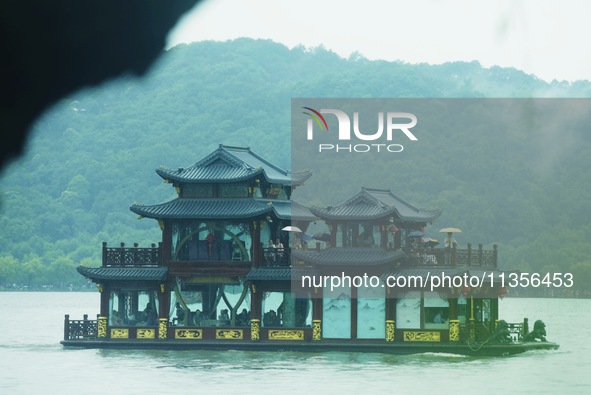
[62, 145, 559, 356]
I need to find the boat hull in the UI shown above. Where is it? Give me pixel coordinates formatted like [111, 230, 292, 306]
[60, 339, 559, 357]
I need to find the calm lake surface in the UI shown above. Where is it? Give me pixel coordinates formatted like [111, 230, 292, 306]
[0, 292, 588, 394]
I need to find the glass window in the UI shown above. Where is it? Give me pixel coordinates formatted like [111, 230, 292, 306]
[474, 298, 492, 325]
[171, 221, 252, 261]
[396, 291, 450, 330]
[424, 291, 449, 329]
[262, 291, 311, 328]
[322, 285, 351, 338]
[396, 290, 421, 329]
[108, 290, 158, 327]
[458, 295, 467, 324]
[171, 282, 250, 327]
[357, 283, 385, 339]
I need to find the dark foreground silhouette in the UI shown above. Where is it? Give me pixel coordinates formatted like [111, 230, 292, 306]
[0, 0, 201, 173]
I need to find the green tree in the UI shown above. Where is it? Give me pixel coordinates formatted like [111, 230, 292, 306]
[0, 255, 19, 288]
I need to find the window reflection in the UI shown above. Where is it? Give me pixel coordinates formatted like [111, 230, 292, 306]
[323, 286, 351, 338]
[109, 290, 159, 327]
[262, 291, 311, 328]
[170, 282, 250, 327]
[171, 221, 252, 261]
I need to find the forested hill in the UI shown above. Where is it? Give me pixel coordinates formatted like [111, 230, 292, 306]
[1, 38, 591, 290]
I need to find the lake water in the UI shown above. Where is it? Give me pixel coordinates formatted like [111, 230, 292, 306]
[0, 292, 588, 394]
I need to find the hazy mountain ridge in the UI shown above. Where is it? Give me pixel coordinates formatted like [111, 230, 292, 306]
[1, 38, 590, 289]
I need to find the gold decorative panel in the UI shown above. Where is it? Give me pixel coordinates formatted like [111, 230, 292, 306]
[386, 320, 395, 342]
[268, 330, 304, 341]
[251, 319, 260, 341]
[216, 329, 243, 340]
[403, 331, 441, 342]
[137, 329, 156, 339]
[98, 316, 107, 338]
[175, 329, 203, 339]
[110, 328, 129, 339]
[312, 320, 322, 341]
[158, 318, 168, 339]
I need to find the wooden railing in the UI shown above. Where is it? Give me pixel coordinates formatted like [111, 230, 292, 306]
[64, 314, 98, 340]
[506, 320, 526, 341]
[102, 242, 162, 266]
[460, 318, 527, 342]
[406, 244, 497, 267]
[260, 247, 291, 266]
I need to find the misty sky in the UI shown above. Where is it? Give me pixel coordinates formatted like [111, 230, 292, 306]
[167, 0, 590, 83]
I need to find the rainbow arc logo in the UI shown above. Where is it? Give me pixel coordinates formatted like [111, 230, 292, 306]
[302, 107, 328, 131]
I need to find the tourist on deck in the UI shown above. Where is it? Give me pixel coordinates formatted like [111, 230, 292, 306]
[111, 310, 124, 326]
[263, 310, 280, 327]
[237, 308, 250, 326]
[433, 310, 446, 323]
[218, 309, 230, 326]
[264, 239, 276, 264]
[445, 235, 458, 249]
[275, 238, 284, 262]
[193, 309, 203, 326]
[175, 302, 186, 325]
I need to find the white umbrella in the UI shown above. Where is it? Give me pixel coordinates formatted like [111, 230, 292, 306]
[281, 226, 302, 232]
[439, 227, 461, 248]
[439, 227, 462, 233]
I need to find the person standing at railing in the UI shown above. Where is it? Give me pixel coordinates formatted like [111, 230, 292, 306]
[206, 232, 215, 258]
[275, 239, 284, 262]
[264, 240, 276, 264]
[445, 234, 458, 249]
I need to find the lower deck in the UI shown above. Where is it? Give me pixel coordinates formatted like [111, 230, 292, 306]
[61, 314, 558, 357]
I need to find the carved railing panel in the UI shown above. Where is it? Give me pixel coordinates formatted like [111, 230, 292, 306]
[260, 248, 291, 266]
[66, 318, 98, 340]
[102, 242, 161, 266]
[405, 244, 497, 268]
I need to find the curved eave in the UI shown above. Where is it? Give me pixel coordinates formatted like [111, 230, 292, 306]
[292, 248, 406, 266]
[310, 206, 442, 223]
[130, 198, 273, 220]
[77, 266, 167, 282]
[289, 170, 313, 186]
[156, 166, 263, 184]
[269, 200, 317, 222]
[156, 167, 308, 187]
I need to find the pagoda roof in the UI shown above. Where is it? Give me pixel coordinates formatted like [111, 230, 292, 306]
[271, 200, 318, 221]
[155, 145, 312, 186]
[310, 187, 441, 222]
[130, 198, 316, 221]
[292, 247, 406, 266]
[77, 266, 167, 282]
